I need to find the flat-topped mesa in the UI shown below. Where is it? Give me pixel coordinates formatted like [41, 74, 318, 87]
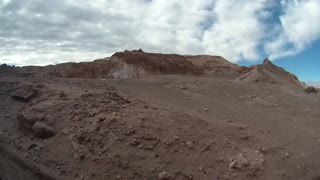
[236, 58, 305, 88]
[110, 50, 249, 79]
[184, 55, 249, 76]
[109, 50, 204, 78]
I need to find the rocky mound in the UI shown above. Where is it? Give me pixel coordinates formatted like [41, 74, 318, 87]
[185, 55, 248, 77]
[236, 59, 305, 88]
[35, 50, 205, 79]
[0, 64, 15, 76]
[109, 50, 204, 78]
[4, 50, 248, 79]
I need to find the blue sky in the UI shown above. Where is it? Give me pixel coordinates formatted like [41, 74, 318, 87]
[0, 0, 320, 81]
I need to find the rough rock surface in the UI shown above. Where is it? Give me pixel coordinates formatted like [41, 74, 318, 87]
[2, 50, 247, 79]
[236, 59, 305, 88]
[11, 85, 39, 102]
[32, 121, 56, 139]
[305, 86, 318, 94]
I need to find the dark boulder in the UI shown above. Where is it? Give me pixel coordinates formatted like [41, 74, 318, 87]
[17, 112, 39, 130]
[32, 121, 56, 139]
[11, 86, 39, 102]
[305, 86, 318, 94]
[17, 111, 56, 139]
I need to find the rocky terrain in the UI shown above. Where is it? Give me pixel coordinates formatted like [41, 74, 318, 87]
[0, 50, 319, 180]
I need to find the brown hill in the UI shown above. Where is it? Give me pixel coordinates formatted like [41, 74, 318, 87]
[2, 50, 247, 79]
[236, 59, 305, 88]
[185, 55, 248, 77]
[109, 50, 204, 78]
[0, 51, 306, 89]
[1, 51, 320, 180]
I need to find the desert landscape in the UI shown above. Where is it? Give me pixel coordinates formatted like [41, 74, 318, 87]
[0, 50, 319, 180]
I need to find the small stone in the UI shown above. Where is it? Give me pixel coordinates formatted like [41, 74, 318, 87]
[173, 135, 179, 140]
[116, 175, 121, 179]
[158, 171, 170, 180]
[98, 116, 106, 121]
[130, 138, 140, 146]
[240, 135, 249, 140]
[229, 160, 237, 170]
[198, 166, 204, 171]
[204, 108, 209, 112]
[27, 143, 37, 150]
[257, 146, 267, 153]
[79, 154, 86, 160]
[32, 121, 56, 139]
[185, 141, 194, 149]
[89, 111, 96, 117]
[285, 152, 290, 158]
[179, 86, 188, 90]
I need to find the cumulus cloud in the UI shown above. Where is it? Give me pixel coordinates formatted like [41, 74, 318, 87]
[0, 0, 319, 66]
[266, 0, 320, 59]
[203, 0, 270, 61]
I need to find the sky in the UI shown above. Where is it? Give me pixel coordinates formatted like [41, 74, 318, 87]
[0, 0, 319, 81]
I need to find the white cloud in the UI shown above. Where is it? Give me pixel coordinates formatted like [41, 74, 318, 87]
[306, 82, 320, 88]
[0, 0, 320, 66]
[266, 0, 320, 59]
[203, 0, 269, 61]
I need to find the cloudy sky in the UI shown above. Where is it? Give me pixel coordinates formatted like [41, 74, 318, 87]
[0, 0, 319, 80]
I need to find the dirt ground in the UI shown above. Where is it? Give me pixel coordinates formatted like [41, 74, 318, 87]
[0, 71, 320, 180]
[0, 51, 319, 180]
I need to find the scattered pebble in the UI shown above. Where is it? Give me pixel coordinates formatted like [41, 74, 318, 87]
[185, 141, 194, 149]
[158, 171, 170, 180]
[229, 160, 237, 170]
[285, 152, 290, 158]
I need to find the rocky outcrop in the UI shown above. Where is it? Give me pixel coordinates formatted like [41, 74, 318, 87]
[23, 50, 205, 79]
[185, 55, 249, 77]
[8, 50, 248, 79]
[236, 59, 306, 88]
[17, 110, 56, 139]
[110, 50, 204, 78]
[11, 86, 39, 103]
[305, 86, 318, 94]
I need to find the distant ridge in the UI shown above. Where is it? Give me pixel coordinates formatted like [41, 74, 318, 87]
[236, 59, 306, 88]
[0, 51, 307, 89]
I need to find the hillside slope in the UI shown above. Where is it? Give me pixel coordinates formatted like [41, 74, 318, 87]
[236, 59, 305, 88]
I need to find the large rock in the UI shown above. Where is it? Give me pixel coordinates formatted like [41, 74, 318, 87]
[11, 86, 39, 102]
[17, 111, 55, 139]
[305, 86, 318, 94]
[32, 121, 56, 139]
[17, 112, 39, 130]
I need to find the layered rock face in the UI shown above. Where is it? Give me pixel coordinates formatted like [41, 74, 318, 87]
[1, 50, 248, 79]
[1, 51, 308, 90]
